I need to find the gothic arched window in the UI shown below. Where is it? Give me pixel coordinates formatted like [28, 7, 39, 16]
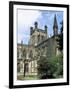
[42, 35, 44, 41]
[24, 63, 28, 73]
[23, 49, 26, 58]
[17, 49, 22, 59]
[29, 50, 33, 58]
[17, 63, 20, 72]
[38, 34, 40, 42]
[17, 50, 19, 58]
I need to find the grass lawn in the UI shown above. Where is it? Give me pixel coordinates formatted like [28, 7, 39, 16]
[17, 75, 38, 80]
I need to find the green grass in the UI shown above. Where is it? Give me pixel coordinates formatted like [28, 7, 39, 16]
[17, 75, 38, 80]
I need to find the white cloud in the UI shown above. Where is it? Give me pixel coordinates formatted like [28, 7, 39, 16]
[17, 9, 42, 44]
[18, 9, 42, 28]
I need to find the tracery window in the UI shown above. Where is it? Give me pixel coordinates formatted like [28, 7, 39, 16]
[42, 35, 44, 41]
[29, 50, 33, 58]
[38, 34, 40, 42]
[22, 49, 26, 58]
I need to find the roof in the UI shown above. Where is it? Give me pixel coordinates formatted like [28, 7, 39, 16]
[17, 43, 28, 48]
[35, 35, 55, 48]
[38, 29, 46, 33]
[31, 28, 46, 35]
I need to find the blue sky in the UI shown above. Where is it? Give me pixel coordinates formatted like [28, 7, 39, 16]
[17, 9, 63, 44]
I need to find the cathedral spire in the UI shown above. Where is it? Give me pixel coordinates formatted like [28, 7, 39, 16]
[53, 14, 58, 36]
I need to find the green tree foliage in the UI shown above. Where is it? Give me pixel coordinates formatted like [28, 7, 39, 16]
[49, 54, 63, 78]
[37, 21, 63, 79]
[37, 54, 63, 79]
[56, 21, 63, 51]
[37, 56, 49, 79]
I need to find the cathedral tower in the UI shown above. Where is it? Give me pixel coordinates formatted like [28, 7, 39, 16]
[53, 14, 58, 36]
[29, 22, 48, 46]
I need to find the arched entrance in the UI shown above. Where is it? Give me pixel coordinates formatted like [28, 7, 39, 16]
[24, 60, 29, 77]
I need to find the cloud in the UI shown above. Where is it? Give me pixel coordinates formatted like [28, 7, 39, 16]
[17, 9, 42, 43]
[17, 10, 63, 44]
[18, 9, 42, 28]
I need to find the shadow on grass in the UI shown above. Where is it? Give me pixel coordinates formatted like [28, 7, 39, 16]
[17, 75, 38, 80]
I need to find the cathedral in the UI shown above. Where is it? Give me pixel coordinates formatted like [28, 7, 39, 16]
[17, 14, 60, 79]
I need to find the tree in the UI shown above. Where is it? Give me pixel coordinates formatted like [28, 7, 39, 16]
[49, 54, 63, 78]
[37, 56, 49, 79]
[56, 21, 63, 51]
[37, 21, 63, 79]
[37, 55, 55, 79]
[37, 54, 63, 79]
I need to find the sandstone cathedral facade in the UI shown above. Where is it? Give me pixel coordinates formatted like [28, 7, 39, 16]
[17, 15, 60, 79]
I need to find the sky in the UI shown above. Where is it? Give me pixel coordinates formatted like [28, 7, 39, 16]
[17, 9, 63, 44]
